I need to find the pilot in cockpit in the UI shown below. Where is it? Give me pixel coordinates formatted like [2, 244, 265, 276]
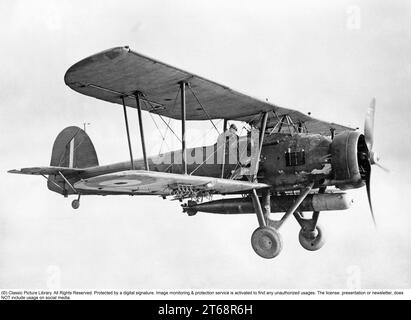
[217, 123, 238, 146]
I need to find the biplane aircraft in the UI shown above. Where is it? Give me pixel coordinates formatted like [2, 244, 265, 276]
[9, 46, 385, 259]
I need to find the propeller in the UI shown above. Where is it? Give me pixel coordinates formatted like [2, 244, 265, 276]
[362, 98, 388, 227]
[363, 160, 376, 227]
[364, 98, 376, 151]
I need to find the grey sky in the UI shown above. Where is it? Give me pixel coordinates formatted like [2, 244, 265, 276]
[1, 0, 410, 289]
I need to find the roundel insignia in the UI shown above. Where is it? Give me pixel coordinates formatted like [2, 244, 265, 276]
[99, 179, 143, 187]
[84, 173, 157, 189]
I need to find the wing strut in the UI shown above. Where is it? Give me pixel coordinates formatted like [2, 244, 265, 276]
[135, 92, 149, 171]
[221, 119, 228, 178]
[251, 112, 268, 180]
[180, 81, 187, 174]
[121, 96, 135, 170]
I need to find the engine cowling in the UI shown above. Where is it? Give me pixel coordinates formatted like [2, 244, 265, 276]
[330, 131, 367, 190]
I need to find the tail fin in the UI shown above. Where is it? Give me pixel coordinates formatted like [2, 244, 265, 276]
[48, 126, 98, 194]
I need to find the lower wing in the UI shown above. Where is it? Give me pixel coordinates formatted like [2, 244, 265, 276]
[74, 170, 269, 197]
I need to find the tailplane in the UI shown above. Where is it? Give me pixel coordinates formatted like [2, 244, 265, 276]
[9, 126, 98, 196]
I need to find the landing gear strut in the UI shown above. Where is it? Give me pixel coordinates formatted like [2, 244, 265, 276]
[71, 195, 81, 210]
[250, 189, 283, 259]
[250, 183, 315, 259]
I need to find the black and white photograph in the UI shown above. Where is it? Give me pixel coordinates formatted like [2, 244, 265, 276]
[0, 0, 410, 302]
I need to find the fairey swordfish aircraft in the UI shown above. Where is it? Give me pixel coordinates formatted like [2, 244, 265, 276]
[9, 46, 386, 259]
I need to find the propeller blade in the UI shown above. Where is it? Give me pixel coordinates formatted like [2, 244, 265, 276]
[375, 162, 390, 173]
[364, 98, 376, 151]
[364, 161, 377, 228]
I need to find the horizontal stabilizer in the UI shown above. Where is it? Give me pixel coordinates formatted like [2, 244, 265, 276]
[74, 170, 269, 196]
[8, 166, 85, 176]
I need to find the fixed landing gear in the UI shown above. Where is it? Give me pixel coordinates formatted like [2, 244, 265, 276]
[71, 195, 81, 209]
[250, 189, 282, 259]
[294, 211, 325, 251]
[250, 183, 319, 259]
[298, 225, 324, 251]
[251, 226, 283, 259]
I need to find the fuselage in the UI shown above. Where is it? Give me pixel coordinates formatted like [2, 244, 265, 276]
[71, 131, 363, 194]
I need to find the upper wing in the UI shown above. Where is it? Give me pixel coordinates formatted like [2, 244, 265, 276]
[65, 46, 353, 135]
[74, 170, 269, 196]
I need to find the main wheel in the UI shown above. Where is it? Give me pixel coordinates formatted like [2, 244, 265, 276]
[71, 199, 80, 210]
[298, 225, 325, 251]
[251, 226, 283, 259]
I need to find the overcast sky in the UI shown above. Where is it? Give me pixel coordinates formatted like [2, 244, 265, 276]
[1, 0, 410, 289]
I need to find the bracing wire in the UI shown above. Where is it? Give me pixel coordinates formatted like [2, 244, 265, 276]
[144, 98, 182, 143]
[148, 111, 172, 154]
[188, 85, 221, 135]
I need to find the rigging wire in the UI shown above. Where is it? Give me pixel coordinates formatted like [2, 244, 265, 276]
[148, 111, 172, 154]
[158, 116, 172, 154]
[189, 119, 223, 149]
[144, 98, 182, 143]
[141, 97, 177, 154]
[189, 140, 226, 176]
[190, 117, 256, 177]
[187, 85, 221, 135]
[140, 87, 266, 179]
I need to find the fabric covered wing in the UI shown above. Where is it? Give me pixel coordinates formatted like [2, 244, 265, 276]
[74, 170, 269, 196]
[65, 46, 353, 135]
[8, 166, 85, 176]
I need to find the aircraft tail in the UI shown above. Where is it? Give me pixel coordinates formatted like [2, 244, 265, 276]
[47, 126, 98, 194]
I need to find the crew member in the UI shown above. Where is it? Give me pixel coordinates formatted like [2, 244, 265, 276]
[217, 123, 238, 146]
[217, 123, 239, 165]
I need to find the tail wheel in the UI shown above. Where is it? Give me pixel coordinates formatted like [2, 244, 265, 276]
[298, 225, 325, 251]
[71, 199, 80, 210]
[251, 226, 283, 259]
